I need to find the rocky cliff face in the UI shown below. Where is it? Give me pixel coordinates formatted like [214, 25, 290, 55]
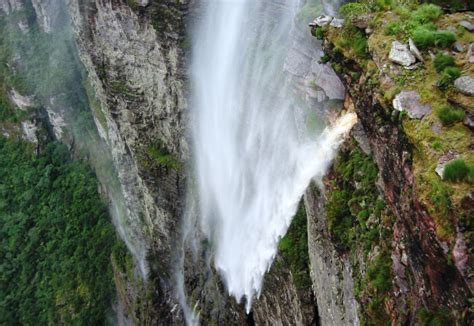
[306, 2, 473, 324]
[3, 0, 471, 324]
[65, 0, 317, 324]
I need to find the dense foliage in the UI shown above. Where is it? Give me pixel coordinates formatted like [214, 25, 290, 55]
[0, 138, 118, 324]
[278, 202, 312, 289]
[326, 146, 384, 252]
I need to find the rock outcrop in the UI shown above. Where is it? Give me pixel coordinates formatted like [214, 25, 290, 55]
[311, 4, 473, 324]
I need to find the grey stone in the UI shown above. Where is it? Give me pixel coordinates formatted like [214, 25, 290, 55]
[310, 63, 345, 100]
[431, 123, 442, 134]
[311, 15, 333, 27]
[393, 90, 431, 119]
[435, 151, 459, 178]
[454, 42, 464, 52]
[460, 20, 474, 32]
[454, 76, 474, 96]
[466, 43, 474, 63]
[352, 122, 371, 155]
[447, 26, 457, 33]
[352, 13, 372, 29]
[409, 38, 423, 62]
[21, 121, 38, 144]
[330, 18, 344, 28]
[467, 43, 473, 59]
[463, 114, 474, 131]
[389, 41, 416, 67]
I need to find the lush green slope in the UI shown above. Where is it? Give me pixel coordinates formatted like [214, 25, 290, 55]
[0, 138, 118, 324]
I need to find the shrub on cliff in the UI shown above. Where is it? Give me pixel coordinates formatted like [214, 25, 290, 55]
[411, 3, 443, 23]
[443, 159, 473, 182]
[436, 106, 466, 126]
[433, 53, 455, 72]
[383, 3, 453, 49]
[339, 2, 370, 19]
[412, 28, 456, 49]
[278, 202, 311, 289]
[437, 67, 461, 89]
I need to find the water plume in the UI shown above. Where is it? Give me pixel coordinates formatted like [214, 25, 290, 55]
[191, 0, 356, 312]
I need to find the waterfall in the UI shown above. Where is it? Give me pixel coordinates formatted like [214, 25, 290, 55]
[190, 0, 356, 313]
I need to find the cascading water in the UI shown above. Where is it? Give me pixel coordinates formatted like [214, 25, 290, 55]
[191, 0, 356, 313]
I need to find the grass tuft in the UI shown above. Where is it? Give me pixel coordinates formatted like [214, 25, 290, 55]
[436, 106, 465, 125]
[443, 159, 473, 182]
[433, 53, 455, 73]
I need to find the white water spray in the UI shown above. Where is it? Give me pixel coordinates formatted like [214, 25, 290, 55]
[191, 0, 356, 312]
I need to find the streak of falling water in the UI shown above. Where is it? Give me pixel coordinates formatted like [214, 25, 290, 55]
[190, 0, 356, 313]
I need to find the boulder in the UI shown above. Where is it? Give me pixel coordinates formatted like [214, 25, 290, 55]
[459, 20, 474, 32]
[463, 114, 474, 131]
[393, 90, 431, 119]
[352, 13, 372, 29]
[435, 151, 458, 178]
[408, 38, 423, 62]
[453, 42, 464, 52]
[389, 41, 416, 67]
[330, 18, 344, 28]
[454, 76, 474, 96]
[310, 15, 333, 27]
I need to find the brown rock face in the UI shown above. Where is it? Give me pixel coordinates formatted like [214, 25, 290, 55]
[322, 43, 472, 323]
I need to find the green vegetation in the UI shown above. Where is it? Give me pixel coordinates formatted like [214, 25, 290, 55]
[323, 143, 393, 325]
[436, 106, 465, 125]
[412, 28, 456, 49]
[359, 252, 393, 325]
[339, 2, 370, 19]
[0, 138, 119, 324]
[112, 238, 135, 276]
[443, 159, 473, 182]
[314, 26, 325, 40]
[378, 3, 455, 49]
[146, 141, 180, 170]
[278, 202, 311, 289]
[335, 27, 369, 59]
[126, 0, 140, 10]
[325, 145, 386, 253]
[416, 307, 451, 326]
[428, 179, 454, 238]
[326, 189, 352, 246]
[433, 54, 455, 73]
[436, 67, 461, 90]
[366, 252, 392, 293]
